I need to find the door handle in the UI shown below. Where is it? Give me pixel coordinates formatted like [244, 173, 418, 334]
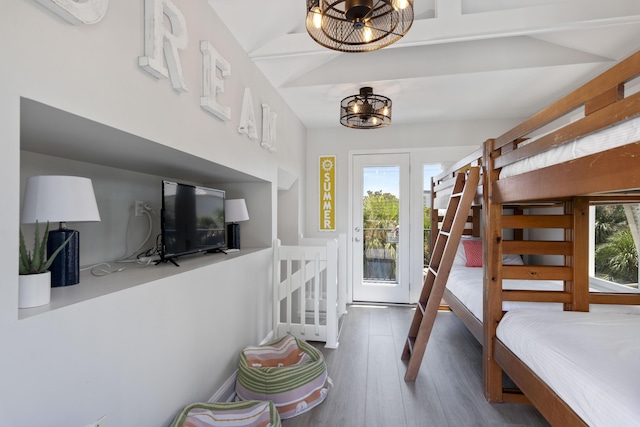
[355, 237, 361, 242]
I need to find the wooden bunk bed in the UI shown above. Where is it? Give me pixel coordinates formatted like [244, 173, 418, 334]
[430, 49, 640, 426]
[483, 48, 640, 426]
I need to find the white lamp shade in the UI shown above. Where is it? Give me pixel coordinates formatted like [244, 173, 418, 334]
[21, 175, 101, 224]
[225, 199, 249, 223]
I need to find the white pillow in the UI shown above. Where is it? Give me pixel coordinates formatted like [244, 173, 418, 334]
[503, 253, 524, 265]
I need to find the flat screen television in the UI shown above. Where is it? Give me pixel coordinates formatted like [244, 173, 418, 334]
[160, 180, 225, 265]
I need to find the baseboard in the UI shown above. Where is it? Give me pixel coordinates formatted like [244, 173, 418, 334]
[209, 370, 238, 403]
[208, 330, 275, 403]
[259, 330, 274, 345]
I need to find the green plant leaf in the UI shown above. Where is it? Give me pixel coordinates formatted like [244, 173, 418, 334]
[19, 221, 74, 274]
[32, 221, 42, 271]
[41, 233, 74, 273]
[35, 221, 51, 272]
[19, 229, 32, 274]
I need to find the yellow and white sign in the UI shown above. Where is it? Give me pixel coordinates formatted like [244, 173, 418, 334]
[319, 155, 336, 231]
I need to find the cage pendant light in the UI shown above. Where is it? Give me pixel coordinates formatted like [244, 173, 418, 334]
[340, 87, 392, 129]
[306, 0, 414, 53]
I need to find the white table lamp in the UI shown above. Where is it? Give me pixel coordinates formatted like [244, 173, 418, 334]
[21, 175, 101, 287]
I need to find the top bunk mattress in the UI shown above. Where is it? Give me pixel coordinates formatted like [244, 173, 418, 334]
[499, 115, 640, 179]
[497, 309, 640, 427]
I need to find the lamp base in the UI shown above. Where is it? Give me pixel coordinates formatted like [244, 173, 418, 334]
[227, 223, 240, 250]
[48, 229, 80, 287]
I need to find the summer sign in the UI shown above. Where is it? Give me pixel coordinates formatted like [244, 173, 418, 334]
[319, 156, 336, 231]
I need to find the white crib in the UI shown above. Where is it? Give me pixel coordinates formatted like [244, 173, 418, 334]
[272, 234, 347, 349]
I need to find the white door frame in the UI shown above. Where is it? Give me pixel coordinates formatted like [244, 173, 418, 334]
[345, 148, 473, 305]
[351, 152, 411, 303]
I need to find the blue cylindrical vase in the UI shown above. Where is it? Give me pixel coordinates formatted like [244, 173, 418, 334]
[47, 229, 80, 287]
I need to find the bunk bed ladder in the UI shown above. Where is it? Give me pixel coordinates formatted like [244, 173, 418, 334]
[401, 166, 480, 382]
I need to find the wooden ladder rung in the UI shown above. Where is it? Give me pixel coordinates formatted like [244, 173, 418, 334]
[406, 337, 415, 354]
[417, 301, 426, 316]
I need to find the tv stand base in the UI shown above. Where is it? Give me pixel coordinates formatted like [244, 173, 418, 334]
[155, 258, 180, 267]
[206, 248, 228, 255]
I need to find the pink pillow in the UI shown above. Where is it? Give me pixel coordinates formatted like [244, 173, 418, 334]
[462, 239, 482, 267]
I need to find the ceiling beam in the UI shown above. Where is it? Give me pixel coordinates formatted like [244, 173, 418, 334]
[249, 0, 640, 60]
[282, 37, 611, 88]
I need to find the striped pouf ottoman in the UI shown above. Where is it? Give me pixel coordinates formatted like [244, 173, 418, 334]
[170, 400, 281, 427]
[235, 335, 331, 419]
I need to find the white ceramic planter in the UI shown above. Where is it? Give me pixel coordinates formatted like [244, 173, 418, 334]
[18, 272, 51, 309]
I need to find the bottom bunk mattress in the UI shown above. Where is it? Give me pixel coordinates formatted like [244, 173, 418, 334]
[446, 264, 640, 321]
[496, 309, 640, 427]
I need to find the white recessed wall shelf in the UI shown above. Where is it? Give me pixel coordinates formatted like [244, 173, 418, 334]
[20, 98, 262, 185]
[19, 98, 273, 319]
[17, 248, 265, 320]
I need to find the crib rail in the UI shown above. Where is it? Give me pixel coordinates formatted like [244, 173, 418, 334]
[272, 234, 346, 349]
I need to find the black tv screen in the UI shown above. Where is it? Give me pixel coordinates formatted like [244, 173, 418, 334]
[161, 181, 225, 262]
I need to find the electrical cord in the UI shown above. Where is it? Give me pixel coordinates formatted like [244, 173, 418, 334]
[116, 203, 158, 262]
[125, 234, 162, 264]
[134, 255, 157, 267]
[80, 262, 126, 277]
[138, 234, 161, 259]
[87, 204, 160, 275]
[118, 208, 154, 262]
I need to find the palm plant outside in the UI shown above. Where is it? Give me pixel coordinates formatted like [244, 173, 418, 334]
[595, 205, 638, 285]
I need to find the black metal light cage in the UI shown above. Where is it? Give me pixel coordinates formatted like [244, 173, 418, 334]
[306, 0, 414, 53]
[340, 87, 392, 129]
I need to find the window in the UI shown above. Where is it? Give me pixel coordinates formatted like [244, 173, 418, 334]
[590, 204, 639, 291]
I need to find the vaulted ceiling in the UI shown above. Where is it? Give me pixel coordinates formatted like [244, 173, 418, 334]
[207, 0, 640, 129]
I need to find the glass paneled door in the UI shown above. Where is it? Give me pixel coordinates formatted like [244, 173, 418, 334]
[352, 153, 410, 303]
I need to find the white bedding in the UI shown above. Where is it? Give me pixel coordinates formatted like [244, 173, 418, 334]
[446, 264, 640, 321]
[446, 266, 559, 321]
[499, 115, 640, 179]
[497, 309, 640, 427]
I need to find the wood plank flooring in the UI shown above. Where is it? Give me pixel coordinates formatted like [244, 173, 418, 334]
[283, 305, 550, 427]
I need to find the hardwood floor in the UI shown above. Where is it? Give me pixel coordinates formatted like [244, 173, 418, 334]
[283, 305, 550, 427]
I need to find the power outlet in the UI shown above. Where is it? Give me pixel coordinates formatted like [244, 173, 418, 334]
[134, 200, 145, 216]
[93, 415, 106, 427]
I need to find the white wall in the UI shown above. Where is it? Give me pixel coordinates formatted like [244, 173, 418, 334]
[305, 119, 520, 302]
[1, 2, 305, 426]
[305, 119, 519, 239]
[278, 180, 301, 245]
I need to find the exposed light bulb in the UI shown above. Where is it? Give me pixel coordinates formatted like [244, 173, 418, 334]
[312, 6, 322, 29]
[372, 117, 378, 125]
[393, 0, 409, 10]
[353, 104, 360, 113]
[363, 26, 373, 42]
[383, 106, 389, 116]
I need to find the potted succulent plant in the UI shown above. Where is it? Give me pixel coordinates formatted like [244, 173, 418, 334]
[18, 221, 72, 308]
